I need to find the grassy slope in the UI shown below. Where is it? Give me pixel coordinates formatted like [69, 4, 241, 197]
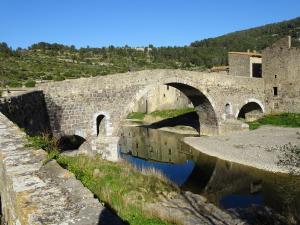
[25, 134, 177, 225]
[57, 155, 177, 225]
[247, 113, 300, 130]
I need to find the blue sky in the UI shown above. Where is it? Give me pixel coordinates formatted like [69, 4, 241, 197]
[1, 0, 299, 48]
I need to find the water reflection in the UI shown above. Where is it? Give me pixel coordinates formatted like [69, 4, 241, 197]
[118, 126, 300, 223]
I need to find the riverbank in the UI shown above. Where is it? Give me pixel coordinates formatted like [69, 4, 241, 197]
[184, 126, 300, 174]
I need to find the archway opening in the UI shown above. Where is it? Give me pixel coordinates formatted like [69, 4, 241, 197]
[126, 82, 218, 136]
[96, 115, 105, 136]
[58, 135, 86, 151]
[166, 82, 218, 136]
[238, 102, 263, 122]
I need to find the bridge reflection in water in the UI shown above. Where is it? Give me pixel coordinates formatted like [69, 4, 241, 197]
[118, 126, 300, 222]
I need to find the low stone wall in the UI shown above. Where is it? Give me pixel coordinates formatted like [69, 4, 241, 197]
[0, 113, 123, 225]
[0, 91, 51, 136]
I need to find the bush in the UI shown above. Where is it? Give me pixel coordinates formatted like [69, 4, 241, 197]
[54, 76, 65, 81]
[25, 80, 36, 87]
[26, 134, 60, 164]
[7, 80, 22, 88]
[43, 75, 53, 80]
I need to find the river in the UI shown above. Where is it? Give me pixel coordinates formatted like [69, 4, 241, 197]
[118, 125, 300, 224]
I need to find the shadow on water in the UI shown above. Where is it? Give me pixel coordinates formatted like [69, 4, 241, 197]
[140, 111, 200, 134]
[119, 125, 300, 224]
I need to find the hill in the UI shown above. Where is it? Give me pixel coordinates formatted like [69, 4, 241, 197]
[0, 16, 299, 88]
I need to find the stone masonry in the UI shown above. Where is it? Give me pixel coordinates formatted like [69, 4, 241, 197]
[37, 69, 265, 160]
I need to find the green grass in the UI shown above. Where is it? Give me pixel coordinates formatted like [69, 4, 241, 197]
[25, 134, 60, 164]
[150, 108, 196, 119]
[57, 155, 177, 225]
[247, 113, 300, 130]
[127, 112, 146, 120]
[127, 108, 196, 121]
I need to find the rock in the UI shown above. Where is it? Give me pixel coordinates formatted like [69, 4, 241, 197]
[93, 168, 100, 178]
[145, 191, 246, 225]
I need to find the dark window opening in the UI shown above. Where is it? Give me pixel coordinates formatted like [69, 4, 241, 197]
[167, 85, 169, 90]
[273, 87, 278, 96]
[96, 115, 105, 136]
[252, 63, 262, 78]
[163, 93, 166, 97]
[275, 75, 277, 79]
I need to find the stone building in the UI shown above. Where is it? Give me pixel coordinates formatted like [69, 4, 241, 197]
[262, 36, 300, 113]
[228, 36, 300, 114]
[229, 51, 262, 78]
[133, 36, 300, 116]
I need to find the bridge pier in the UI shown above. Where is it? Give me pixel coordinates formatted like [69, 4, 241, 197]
[86, 136, 120, 161]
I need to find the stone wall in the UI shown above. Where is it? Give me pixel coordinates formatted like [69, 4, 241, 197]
[262, 36, 300, 113]
[0, 112, 122, 225]
[0, 91, 51, 136]
[229, 53, 250, 77]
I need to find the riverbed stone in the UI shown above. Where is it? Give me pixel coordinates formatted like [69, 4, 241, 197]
[145, 191, 246, 225]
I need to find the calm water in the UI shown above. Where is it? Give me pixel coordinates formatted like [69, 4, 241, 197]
[118, 126, 300, 223]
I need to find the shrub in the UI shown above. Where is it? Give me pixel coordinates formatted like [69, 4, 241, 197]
[54, 76, 65, 81]
[25, 80, 36, 87]
[7, 80, 22, 88]
[43, 75, 53, 80]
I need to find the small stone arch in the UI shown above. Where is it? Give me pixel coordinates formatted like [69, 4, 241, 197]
[237, 99, 264, 121]
[93, 112, 111, 136]
[96, 115, 105, 136]
[225, 103, 232, 116]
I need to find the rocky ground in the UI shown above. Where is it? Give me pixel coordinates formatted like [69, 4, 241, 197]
[184, 126, 300, 174]
[146, 191, 245, 225]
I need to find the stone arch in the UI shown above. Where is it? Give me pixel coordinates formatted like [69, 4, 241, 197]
[122, 80, 219, 136]
[58, 135, 86, 150]
[96, 115, 105, 136]
[92, 112, 111, 137]
[237, 99, 264, 121]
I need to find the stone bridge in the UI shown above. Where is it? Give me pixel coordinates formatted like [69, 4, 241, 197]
[38, 69, 265, 160]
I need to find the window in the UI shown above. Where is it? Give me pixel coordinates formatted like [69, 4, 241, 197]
[274, 75, 277, 79]
[252, 63, 262, 78]
[273, 87, 278, 96]
[96, 115, 105, 136]
[225, 103, 232, 115]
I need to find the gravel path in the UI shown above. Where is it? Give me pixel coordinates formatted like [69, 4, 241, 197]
[184, 126, 300, 174]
